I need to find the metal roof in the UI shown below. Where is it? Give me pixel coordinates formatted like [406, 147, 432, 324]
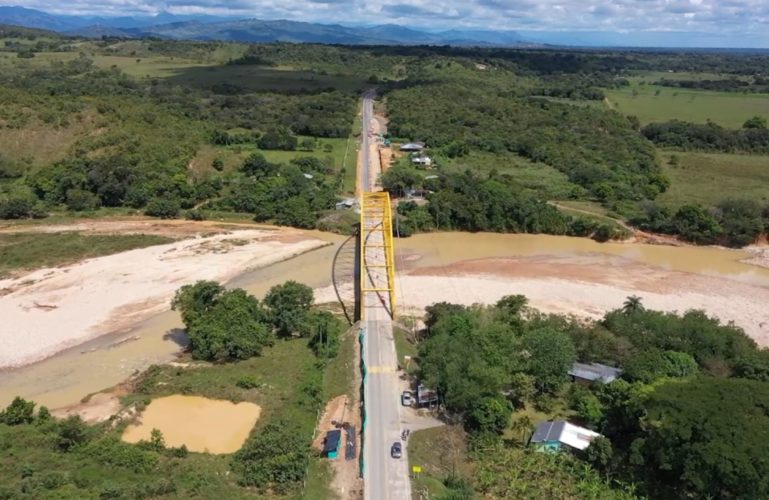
[568, 362, 622, 383]
[530, 421, 601, 451]
[530, 421, 566, 443]
[323, 429, 342, 453]
[400, 143, 424, 150]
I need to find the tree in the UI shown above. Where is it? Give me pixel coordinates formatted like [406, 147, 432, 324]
[569, 386, 604, 429]
[65, 188, 101, 211]
[585, 436, 613, 473]
[144, 197, 180, 219]
[241, 153, 277, 178]
[304, 310, 344, 358]
[0, 197, 45, 220]
[466, 396, 512, 435]
[186, 289, 273, 361]
[621, 295, 644, 316]
[522, 327, 576, 394]
[495, 294, 528, 327]
[380, 165, 421, 197]
[264, 281, 314, 337]
[55, 415, 89, 452]
[510, 415, 534, 444]
[172, 281, 272, 362]
[670, 205, 722, 244]
[299, 138, 316, 151]
[743, 115, 767, 129]
[630, 378, 769, 498]
[257, 128, 297, 151]
[0, 397, 35, 425]
[172, 281, 225, 325]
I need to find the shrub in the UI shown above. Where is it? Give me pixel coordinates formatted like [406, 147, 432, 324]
[144, 197, 180, 219]
[0, 397, 35, 425]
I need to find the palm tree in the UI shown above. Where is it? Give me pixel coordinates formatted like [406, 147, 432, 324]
[622, 295, 644, 315]
[511, 415, 533, 445]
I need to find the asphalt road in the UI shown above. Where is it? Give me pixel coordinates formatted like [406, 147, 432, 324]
[360, 91, 412, 500]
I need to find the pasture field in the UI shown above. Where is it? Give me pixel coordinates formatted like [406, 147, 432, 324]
[605, 78, 769, 128]
[656, 151, 769, 207]
[192, 134, 357, 194]
[409, 425, 471, 498]
[438, 151, 578, 199]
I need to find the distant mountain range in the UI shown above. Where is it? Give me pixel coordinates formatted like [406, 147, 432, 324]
[0, 6, 527, 46]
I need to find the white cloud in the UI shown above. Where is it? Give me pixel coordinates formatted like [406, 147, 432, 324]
[9, 0, 769, 41]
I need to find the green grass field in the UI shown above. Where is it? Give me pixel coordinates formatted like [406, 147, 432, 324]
[198, 135, 357, 195]
[409, 425, 471, 498]
[438, 151, 578, 199]
[0, 232, 173, 278]
[605, 77, 769, 128]
[657, 151, 769, 207]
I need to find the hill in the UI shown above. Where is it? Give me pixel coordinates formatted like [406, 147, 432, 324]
[0, 6, 525, 46]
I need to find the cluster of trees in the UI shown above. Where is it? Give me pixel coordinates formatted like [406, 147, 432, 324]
[418, 295, 769, 498]
[386, 82, 666, 203]
[172, 280, 343, 362]
[655, 77, 769, 93]
[419, 296, 576, 436]
[631, 199, 769, 247]
[642, 119, 769, 153]
[211, 153, 340, 228]
[384, 167, 628, 241]
[0, 42, 353, 226]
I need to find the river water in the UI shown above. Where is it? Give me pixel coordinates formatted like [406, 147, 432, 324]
[1, 231, 767, 409]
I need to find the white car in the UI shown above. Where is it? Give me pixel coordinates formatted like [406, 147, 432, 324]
[401, 391, 413, 407]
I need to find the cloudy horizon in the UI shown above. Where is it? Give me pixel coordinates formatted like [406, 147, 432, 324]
[3, 1, 769, 47]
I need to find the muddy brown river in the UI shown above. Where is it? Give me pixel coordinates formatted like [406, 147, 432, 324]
[2, 231, 768, 409]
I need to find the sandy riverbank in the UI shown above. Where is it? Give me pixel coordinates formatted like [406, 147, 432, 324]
[316, 253, 769, 346]
[0, 227, 328, 368]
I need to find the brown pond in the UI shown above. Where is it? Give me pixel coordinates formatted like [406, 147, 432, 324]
[1, 231, 768, 409]
[121, 395, 261, 454]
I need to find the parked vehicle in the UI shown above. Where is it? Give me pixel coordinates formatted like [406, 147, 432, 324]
[390, 441, 402, 459]
[401, 391, 413, 407]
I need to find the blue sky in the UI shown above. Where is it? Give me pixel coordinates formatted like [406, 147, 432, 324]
[8, 0, 769, 47]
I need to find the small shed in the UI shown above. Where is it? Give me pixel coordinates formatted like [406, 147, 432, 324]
[400, 142, 424, 152]
[568, 362, 622, 385]
[530, 421, 601, 452]
[411, 155, 432, 167]
[416, 383, 438, 408]
[322, 429, 342, 459]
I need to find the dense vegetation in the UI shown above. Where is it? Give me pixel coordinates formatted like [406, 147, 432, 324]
[1, 34, 767, 245]
[386, 76, 665, 203]
[0, 280, 346, 498]
[386, 167, 629, 240]
[415, 295, 769, 498]
[643, 119, 769, 153]
[655, 77, 769, 93]
[631, 198, 769, 247]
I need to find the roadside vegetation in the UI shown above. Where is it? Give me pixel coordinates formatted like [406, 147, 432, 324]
[0, 232, 172, 278]
[404, 295, 769, 498]
[0, 280, 348, 498]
